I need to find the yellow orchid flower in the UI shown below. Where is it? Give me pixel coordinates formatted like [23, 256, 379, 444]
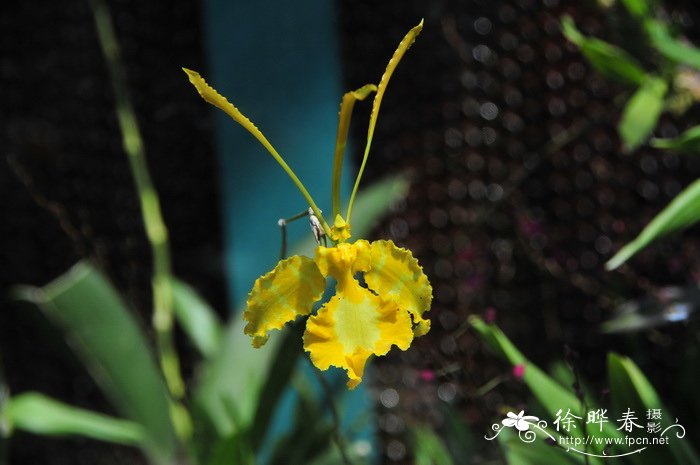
[184, 21, 430, 388]
[243, 239, 431, 388]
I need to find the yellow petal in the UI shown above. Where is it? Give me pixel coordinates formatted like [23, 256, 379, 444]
[303, 279, 413, 388]
[332, 85, 377, 219]
[314, 240, 371, 283]
[183, 68, 328, 233]
[346, 20, 424, 223]
[244, 255, 325, 347]
[365, 240, 433, 336]
[183, 68, 262, 139]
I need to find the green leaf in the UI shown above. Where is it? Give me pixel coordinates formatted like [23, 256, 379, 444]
[411, 424, 454, 465]
[171, 278, 222, 358]
[646, 20, 700, 70]
[499, 427, 582, 465]
[6, 393, 145, 447]
[651, 125, 700, 154]
[561, 16, 647, 86]
[469, 317, 621, 445]
[192, 312, 282, 438]
[470, 317, 582, 424]
[14, 262, 176, 463]
[618, 76, 667, 152]
[439, 404, 478, 460]
[608, 354, 700, 464]
[621, 0, 652, 19]
[265, 384, 335, 465]
[547, 361, 598, 407]
[606, 177, 700, 269]
[249, 323, 304, 451]
[205, 431, 255, 465]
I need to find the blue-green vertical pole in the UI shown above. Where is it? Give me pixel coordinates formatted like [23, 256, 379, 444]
[201, 0, 376, 462]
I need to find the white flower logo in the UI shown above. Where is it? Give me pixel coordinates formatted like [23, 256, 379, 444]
[502, 411, 539, 431]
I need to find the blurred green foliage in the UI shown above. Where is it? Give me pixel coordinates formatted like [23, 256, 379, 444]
[0, 2, 410, 461]
[405, 317, 699, 465]
[562, 1, 700, 268]
[0, 174, 406, 465]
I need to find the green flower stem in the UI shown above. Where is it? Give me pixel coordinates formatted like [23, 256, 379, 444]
[89, 0, 192, 444]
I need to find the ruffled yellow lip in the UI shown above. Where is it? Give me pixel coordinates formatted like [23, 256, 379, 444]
[243, 239, 432, 388]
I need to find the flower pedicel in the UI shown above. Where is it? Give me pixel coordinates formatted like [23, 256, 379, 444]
[184, 21, 431, 388]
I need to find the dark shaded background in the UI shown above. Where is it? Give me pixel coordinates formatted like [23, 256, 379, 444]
[338, 0, 700, 462]
[2, 0, 700, 463]
[1, 0, 223, 462]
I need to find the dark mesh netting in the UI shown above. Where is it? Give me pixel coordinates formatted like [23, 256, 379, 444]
[1, 0, 223, 462]
[337, 0, 700, 462]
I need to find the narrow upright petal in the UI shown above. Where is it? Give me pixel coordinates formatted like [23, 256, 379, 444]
[364, 240, 433, 336]
[244, 255, 325, 347]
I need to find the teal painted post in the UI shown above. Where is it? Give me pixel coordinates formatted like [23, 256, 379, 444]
[201, 0, 376, 461]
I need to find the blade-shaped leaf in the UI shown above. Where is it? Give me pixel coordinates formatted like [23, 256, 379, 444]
[651, 125, 700, 154]
[618, 76, 667, 152]
[193, 312, 282, 437]
[621, 0, 652, 19]
[265, 382, 336, 465]
[440, 403, 478, 461]
[470, 316, 582, 422]
[646, 20, 700, 70]
[249, 322, 304, 451]
[499, 427, 582, 465]
[606, 178, 700, 269]
[411, 425, 454, 465]
[561, 16, 647, 87]
[14, 262, 176, 463]
[608, 353, 700, 465]
[171, 278, 222, 358]
[6, 392, 145, 447]
[205, 431, 255, 465]
[469, 316, 621, 444]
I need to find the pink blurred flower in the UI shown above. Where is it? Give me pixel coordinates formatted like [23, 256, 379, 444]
[484, 307, 497, 324]
[512, 364, 525, 380]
